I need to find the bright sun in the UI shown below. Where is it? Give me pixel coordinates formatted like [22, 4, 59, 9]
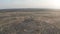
[52, 0, 60, 9]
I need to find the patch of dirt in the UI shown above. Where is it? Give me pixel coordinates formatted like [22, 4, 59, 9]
[0, 17, 60, 34]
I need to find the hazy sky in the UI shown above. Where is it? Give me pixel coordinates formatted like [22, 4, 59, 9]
[0, 0, 60, 9]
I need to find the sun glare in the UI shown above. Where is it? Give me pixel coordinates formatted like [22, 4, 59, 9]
[52, 0, 60, 9]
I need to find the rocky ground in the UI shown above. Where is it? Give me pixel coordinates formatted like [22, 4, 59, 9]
[0, 17, 60, 34]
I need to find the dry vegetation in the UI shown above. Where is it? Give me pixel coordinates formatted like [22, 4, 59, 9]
[0, 10, 60, 34]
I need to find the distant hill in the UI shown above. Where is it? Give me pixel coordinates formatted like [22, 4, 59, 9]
[0, 8, 54, 12]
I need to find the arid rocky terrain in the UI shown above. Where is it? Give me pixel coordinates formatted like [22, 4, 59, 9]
[0, 9, 60, 34]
